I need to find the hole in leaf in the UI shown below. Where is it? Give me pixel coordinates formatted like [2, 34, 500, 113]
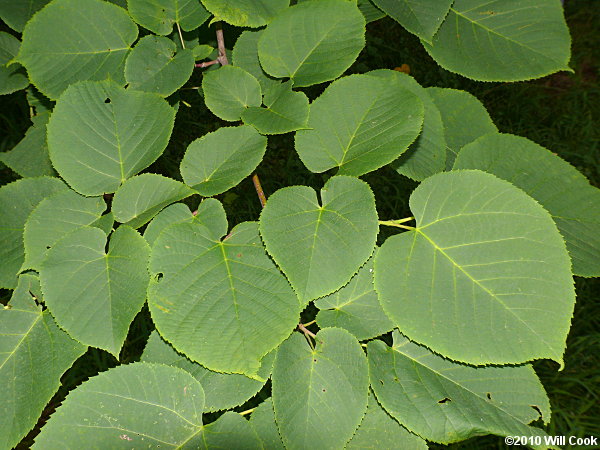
[46, 246, 51, 249]
[530, 405, 543, 418]
[104, 98, 111, 104]
[322, 389, 326, 392]
[155, 273, 164, 282]
[438, 397, 451, 404]
[379, 380, 384, 385]
[393, 377, 399, 382]
[313, 359, 317, 362]
[486, 392, 492, 400]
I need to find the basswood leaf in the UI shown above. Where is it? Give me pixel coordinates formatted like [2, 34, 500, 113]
[0, 275, 86, 450]
[0, 177, 67, 289]
[368, 332, 552, 445]
[125, 35, 195, 97]
[315, 250, 393, 340]
[201, 0, 289, 27]
[374, 170, 575, 366]
[180, 125, 267, 196]
[427, 87, 497, 169]
[272, 328, 369, 449]
[32, 363, 205, 448]
[260, 176, 379, 304]
[0, 0, 51, 32]
[112, 173, 195, 229]
[202, 65, 262, 121]
[142, 330, 275, 412]
[47, 80, 175, 196]
[232, 30, 280, 92]
[127, 0, 210, 35]
[148, 220, 300, 375]
[40, 226, 150, 355]
[17, 0, 138, 99]
[92, 212, 115, 235]
[22, 189, 106, 271]
[242, 81, 310, 134]
[357, 0, 385, 23]
[454, 133, 600, 277]
[422, 0, 572, 81]
[198, 412, 262, 449]
[258, 0, 365, 87]
[249, 399, 285, 449]
[295, 74, 423, 176]
[0, 31, 28, 95]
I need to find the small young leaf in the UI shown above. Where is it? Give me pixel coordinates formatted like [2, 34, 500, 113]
[127, 0, 210, 35]
[201, 0, 289, 27]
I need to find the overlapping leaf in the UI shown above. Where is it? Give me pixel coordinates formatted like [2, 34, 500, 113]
[357, 0, 386, 23]
[249, 399, 285, 449]
[0, 0, 51, 32]
[198, 412, 262, 449]
[0, 31, 28, 95]
[127, 0, 210, 35]
[374, 170, 575, 366]
[201, 0, 289, 27]
[232, 30, 279, 91]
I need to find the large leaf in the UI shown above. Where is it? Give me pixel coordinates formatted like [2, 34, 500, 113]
[0, 275, 86, 450]
[368, 332, 551, 445]
[232, 30, 279, 92]
[0, 31, 28, 95]
[148, 220, 300, 375]
[127, 0, 210, 35]
[295, 74, 424, 176]
[427, 87, 497, 169]
[422, 0, 572, 81]
[198, 412, 262, 449]
[0, 177, 67, 289]
[201, 0, 289, 27]
[47, 80, 175, 196]
[272, 328, 369, 449]
[258, 0, 366, 87]
[142, 330, 275, 412]
[357, 0, 385, 23]
[249, 399, 285, 449]
[40, 226, 150, 355]
[112, 173, 195, 229]
[454, 133, 600, 277]
[0, 0, 51, 32]
[32, 363, 205, 448]
[260, 176, 379, 304]
[17, 0, 138, 99]
[374, 170, 575, 366]
[180, 125, 267, 196]
[371, 0, 453, 41]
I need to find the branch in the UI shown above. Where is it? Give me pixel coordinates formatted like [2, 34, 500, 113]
[297, 323, 316, 339]
[215, 23, 229, 66]
[252, 174, 267, 208]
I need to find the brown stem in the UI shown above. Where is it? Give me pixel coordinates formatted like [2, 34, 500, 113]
[195, 59, 220, 68]
[215, 23, 229, 66]
[298, 323, 316, 339]
[252, 174, 267, 208]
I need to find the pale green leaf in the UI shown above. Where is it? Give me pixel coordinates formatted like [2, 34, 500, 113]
[0, 31, 28, 95]
[357, 0, 385, 23]
[125, 35, 194, 96]
[0, 177, 67, 289]
[112, 173, 195, 229]
[242, 80, 309, 134]
[148, 220, 300, 375]
[374, 170, 575, 366]
[17, 0, 138, 99]
[368, 332, 552, 445]
[427, 87, 497, 169]
[198, 412, 262, 449]
[127, 0, 210, 35]
[422, 0, 572, 81]
[40, 226, 150, 355]
[32, 363, 205, 448]
[47, 80, 175, 196]
[201, 0, 289, 27]
[249, 399, 285, 449]
[272, 328, 369, 449]
[258, 0, 365, 87]
[92, 212, 115, 235]
[202, 65, 262, 121]
[180, 125, 267, 196]
[295, 74, 423, 176]
[0, 276, 86, 450]
[0, 0, 51, 32]
[232, 30, 279, 92]
[454, 133, 600, 277]
[259, 176, 379, 304]
[26, 86, 53, 116]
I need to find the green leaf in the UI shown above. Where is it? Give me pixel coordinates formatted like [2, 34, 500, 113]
[0, 176, 67, 289]
[346, 394, 428, 449]
[259, 176, 379, 304]
[92, 212, 115, 235]
[427, 87, 497, 169]
[148, 220, 300, 375]
[258, 0, 365, 87]
[272, 328, 369, 449]
[0, 31, 28, 95]
[127, 0, 210, 35]
[315, 250, 393, 340]
[142, 330, 275, 412]
[422, 0, 572, 81]
[202, 65, 262, 121]
[180, 125, 267, 196]
[47, 80, 175, 196]
[0, 0, 50, 32]
[295, 74, 423, 176]
[0, 112, 54, 177]
[201, 0, 289, 27]
[375, 170, 575, 366]
[371, 0, 452, 41]
[17, 0, 138, 99]
[242, 80, 309, 134]
[454, 133, 600, 277]
[249, 399, 285, 449]
[32, 363, 205, 448]
[368, 332, 552, 445]
[0, 276, 86, 450]
[367, 69, 446, 181]
[40, 226, 150, 355]
[232, 30, 280, 92]
[198, 412, 262, 449]
[22, 189, 106, 271]
[357, 0, 385, 23]
[112, 173, 195, 229]
[125, 35, 194, 97]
